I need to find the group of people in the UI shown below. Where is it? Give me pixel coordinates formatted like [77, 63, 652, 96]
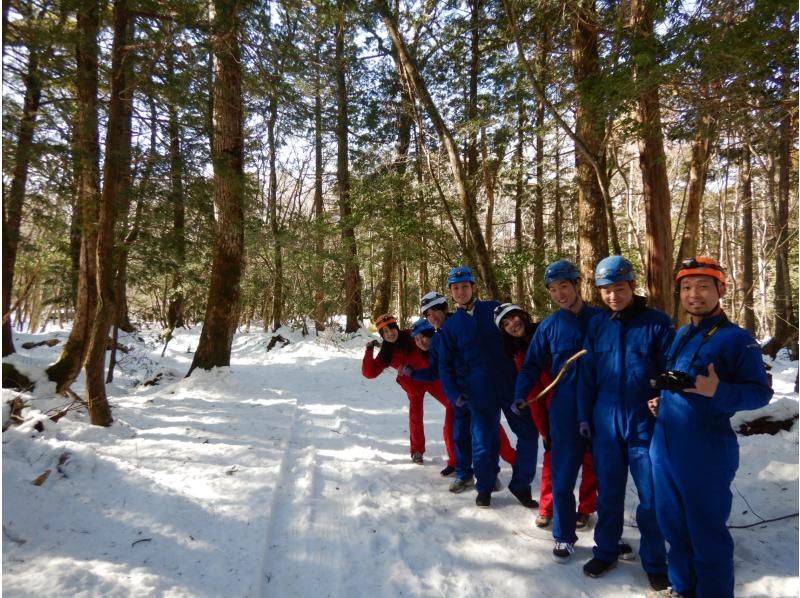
[361, 255, 772, 598]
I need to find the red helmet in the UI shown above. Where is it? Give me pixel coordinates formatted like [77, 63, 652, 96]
[675, 257, 726, 284]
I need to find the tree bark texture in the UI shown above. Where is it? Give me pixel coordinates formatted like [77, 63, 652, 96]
[336, 2, 363, 333]
[84, 0, 133, 426]
[737, 144, 755, 334]
[46, 0, 101, 392]
[189, 0, 245, 374]
[630, 0, 673, 315]
[570, 0, 608, 302]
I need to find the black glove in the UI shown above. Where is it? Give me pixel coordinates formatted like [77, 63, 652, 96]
[366, 339, 380, 350]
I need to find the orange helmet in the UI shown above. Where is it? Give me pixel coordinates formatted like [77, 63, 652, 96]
[375, 313, 398, 332]
[675, 257, 726, 284]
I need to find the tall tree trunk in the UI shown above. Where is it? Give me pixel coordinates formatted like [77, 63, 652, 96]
[513, 93, 525, 307]
[84, 0, 132, 426]
[532, 24, 550, 313]
[763, 52, 797, 357]
[376, 0, 499, 296]
[630, 0, 673, 314]
[111, 10, 137, 338]
[46, 0, 101, 391]
[481, 126, 495, 260]
[737, 143, 755, 334]
[267, 97, 283, 331]
[2, 46, 42, 356]
[673, 110, 715, 322]
[165, 39, 186, 338]
[336, 2, 363, 333]
[189, 0, 245, 374]
[313, 26, 326, 333]
[570, 0, 608, 301]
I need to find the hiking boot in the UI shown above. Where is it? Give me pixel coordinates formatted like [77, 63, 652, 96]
[449, 477, 475, 493]
[647, 573, 670, 591]
[476, 492, 491, 508]
[439, 465, 456, 477]
[509, 486, 539, 509]
[552, 541, 575, 563]
[535, 514, 552, 528]
[618, 541, 636, 561]
[411, 452, 424, 464]
[575, 512, 591, 529]
[583, 557, 616, 578]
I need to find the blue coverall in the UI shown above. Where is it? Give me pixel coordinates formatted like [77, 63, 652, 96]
[515, 304, 602, 544]
[411, 330, 473, 481]
[439, 300, 539, 495]
[650, 313, 772, 597]
[579, 296, 674, 573]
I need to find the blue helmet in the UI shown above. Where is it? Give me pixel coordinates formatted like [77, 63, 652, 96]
[594, 256, 635, 286]
[544, 259, 580, 287]
[447, 266, 475, 286]
[410, 318, 434, 337]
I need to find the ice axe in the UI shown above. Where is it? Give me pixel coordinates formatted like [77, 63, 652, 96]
[516, 349, 588, 410]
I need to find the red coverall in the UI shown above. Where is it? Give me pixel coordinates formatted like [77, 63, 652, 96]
[514, 351, 597, 517]
[362, 342, 455, 466]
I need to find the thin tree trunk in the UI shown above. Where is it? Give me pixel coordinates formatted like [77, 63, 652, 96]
[46, 0, 101, 392]
[267, 97, 283, 331]
[737, 143, 755, 334]
[336, 2, 363, 332]
[513, 93, 525, 307]
[2, 47, 42, 356]
[630, 0, 673, 314]
[313, 24, 326, 333]
[481, 126, 495, 260]
[164, 37, 186, 339]
[189, 0, 245, 374]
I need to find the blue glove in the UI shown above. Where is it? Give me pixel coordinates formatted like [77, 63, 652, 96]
[579, 421, 591, 439]
[397, 365, 413, 377]
[455, 395, 468, 408]
[511, 399, 526, 416]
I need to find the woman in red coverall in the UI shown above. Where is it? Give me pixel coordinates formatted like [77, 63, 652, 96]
[494, 303, 597, 529]
[362, 313, 456, 469]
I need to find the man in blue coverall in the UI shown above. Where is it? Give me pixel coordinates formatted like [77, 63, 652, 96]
[438, 266, 540, 508]
[579, 256, 673, 591]
[513, 259, 602, 562]
[647, 257, 772, 598]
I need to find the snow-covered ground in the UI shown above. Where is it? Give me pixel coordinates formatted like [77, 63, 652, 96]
[3, 324, 798, 597]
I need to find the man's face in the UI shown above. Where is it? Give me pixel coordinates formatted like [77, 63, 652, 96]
[414, 334, 432, 351]
[425, 307, 446, 329]
[380, 326, 399, 343]
[501, 313, 526, 338]
[449, 281, 474, 306]
[599, 281, 634, 312]
[547, 279, 580, 311]
[680, 275, 725, 317]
